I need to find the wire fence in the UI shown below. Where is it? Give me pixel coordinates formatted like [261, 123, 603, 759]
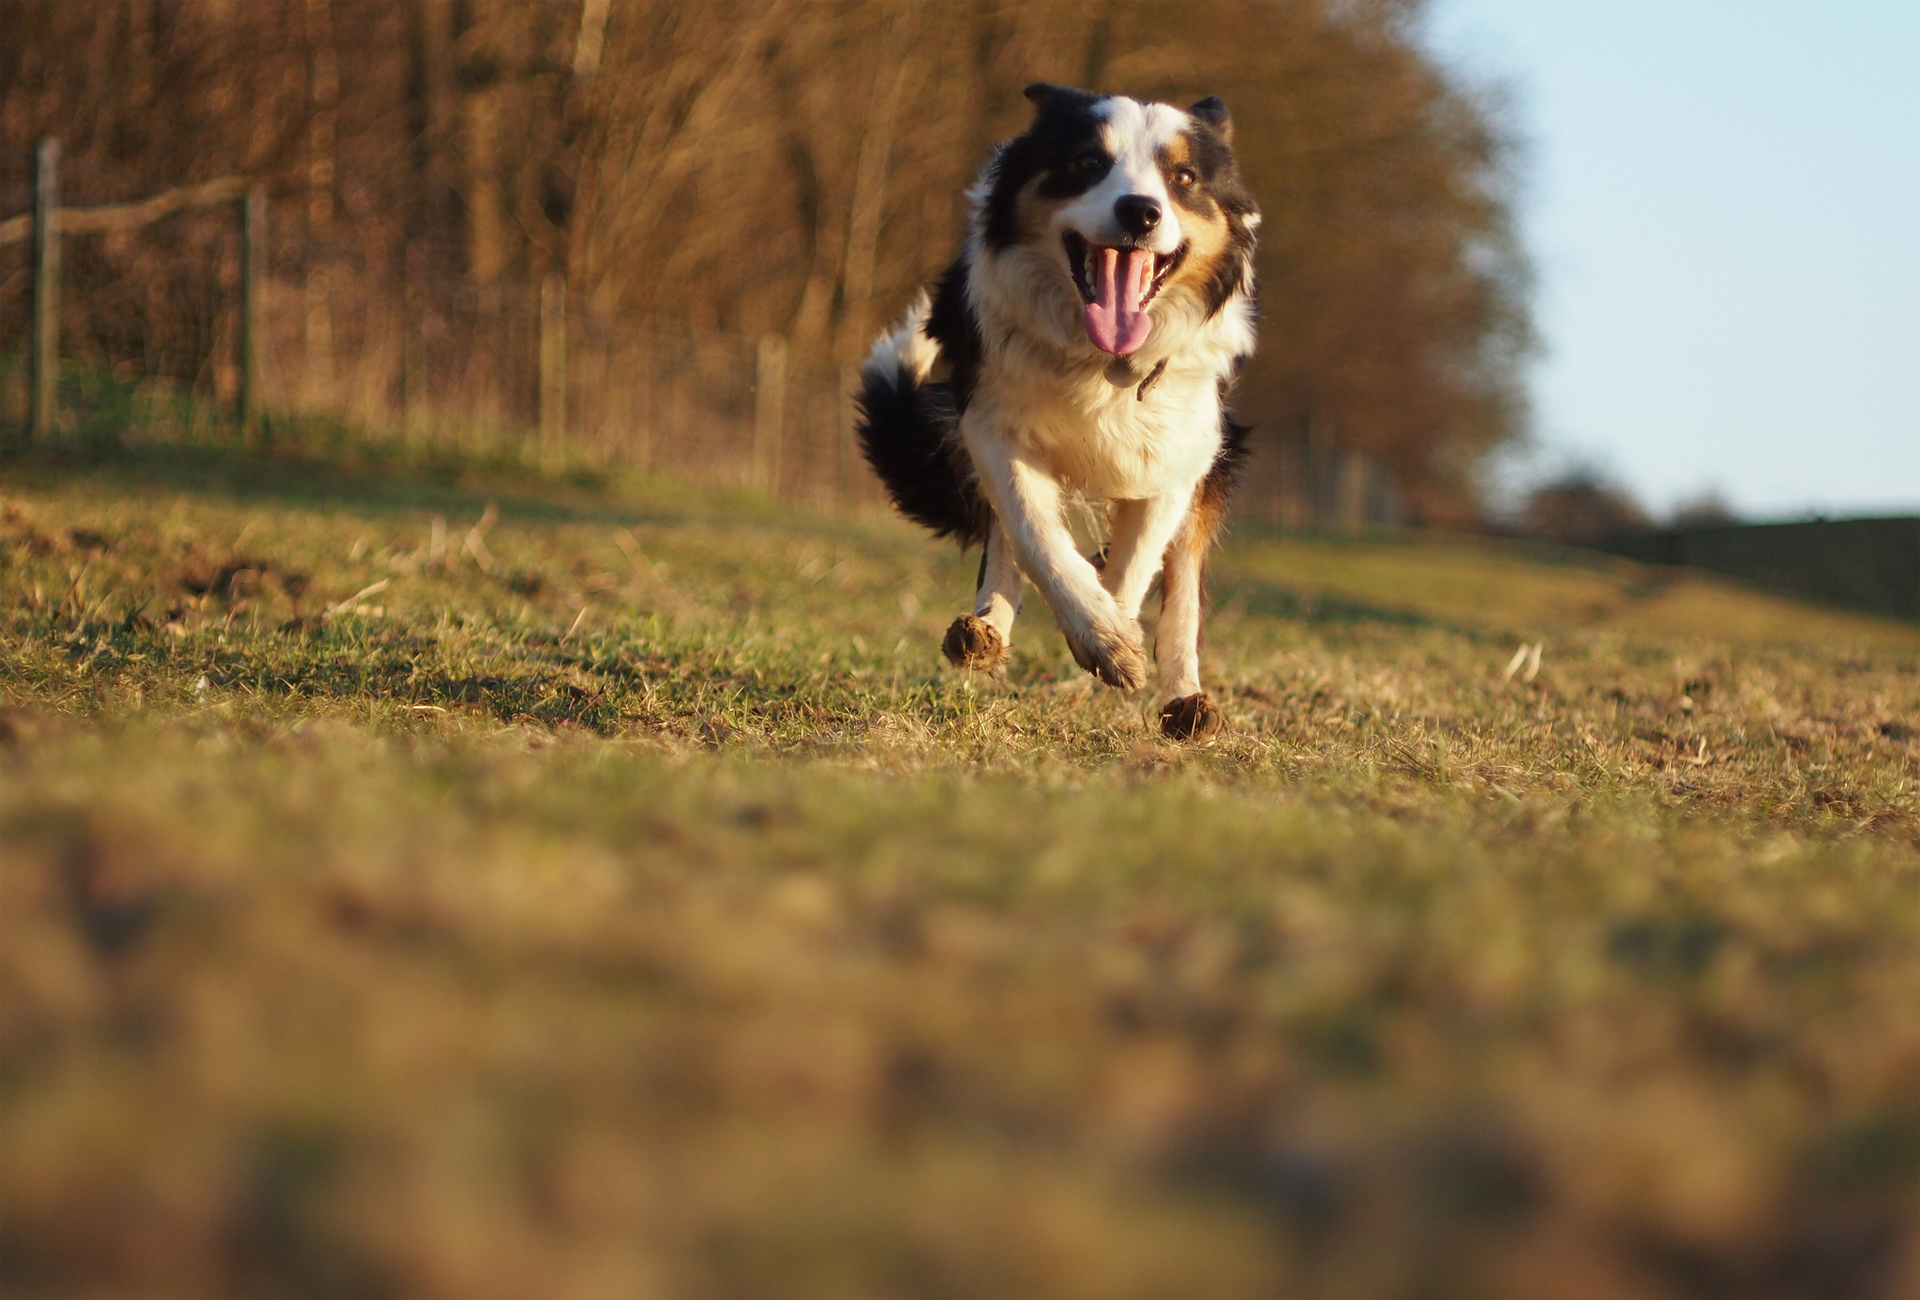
[2, 148, 1402, 531]
[258, 257, 883, 510]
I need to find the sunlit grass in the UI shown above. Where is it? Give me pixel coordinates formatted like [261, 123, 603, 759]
[3, 445, 1918, 1299]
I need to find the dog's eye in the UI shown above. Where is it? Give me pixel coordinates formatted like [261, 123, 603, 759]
[1170, 165, 1198, 188]
[1071, 151, 1106, 174]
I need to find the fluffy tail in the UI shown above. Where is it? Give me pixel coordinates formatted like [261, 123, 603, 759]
[855, 293, 988, 546]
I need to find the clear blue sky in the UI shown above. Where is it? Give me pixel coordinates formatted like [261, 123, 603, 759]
[1420, 0, 1920, 521]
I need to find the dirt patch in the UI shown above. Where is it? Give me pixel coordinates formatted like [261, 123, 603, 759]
[175, 554, 311, 601]
[0, 502, 114, 556]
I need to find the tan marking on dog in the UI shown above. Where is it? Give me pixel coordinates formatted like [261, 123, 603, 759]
[1157, 140, 1235, 302]
[1014, 175, 1066, 244]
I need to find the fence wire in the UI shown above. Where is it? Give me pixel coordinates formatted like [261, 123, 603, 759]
[3, 155, 1402, 530]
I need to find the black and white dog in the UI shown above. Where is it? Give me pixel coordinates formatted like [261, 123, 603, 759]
[857, 83, 1259, 739]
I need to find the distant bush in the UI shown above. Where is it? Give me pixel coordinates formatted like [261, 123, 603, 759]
[1669, 490, 1740, 529]
[1517, 468, 1650, 546]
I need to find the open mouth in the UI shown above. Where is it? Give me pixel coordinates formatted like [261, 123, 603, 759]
[1063, 232, 1187, 356]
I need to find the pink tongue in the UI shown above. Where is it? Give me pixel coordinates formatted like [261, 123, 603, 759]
[1083, 245, 1154, 355]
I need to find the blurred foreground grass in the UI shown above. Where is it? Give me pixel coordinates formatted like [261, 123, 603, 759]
[3, 443, 1919, 1300]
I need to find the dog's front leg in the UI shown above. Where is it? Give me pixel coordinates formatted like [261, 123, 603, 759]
[963, 422, 1147, 690]
[941, 516, 1023, 671]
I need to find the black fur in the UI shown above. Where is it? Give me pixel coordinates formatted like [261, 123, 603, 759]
[982, 84, 1110, 250]
[857, 247, 993, 548]
[1205, 408, 1254, 512]
[1202, 231, 1257, 322]
[1187, 96, 1232, 141]
[1190, 397, 1254, 630]
[1176, 115, 1260, 321]
[926, 253, 983, 413]
[851, 247, 991, 548]
[854, 355, 988, 548]
[1197, 369, 1254, 525]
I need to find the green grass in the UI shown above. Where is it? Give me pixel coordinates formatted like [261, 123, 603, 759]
[3, 441, 1919, 1300]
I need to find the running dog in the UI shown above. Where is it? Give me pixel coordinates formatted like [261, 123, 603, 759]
[856, 83, 1259, 739]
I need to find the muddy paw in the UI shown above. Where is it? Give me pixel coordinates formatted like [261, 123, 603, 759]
[1068, 623, 1148, 691]
[942, 614, 1008, 671]
[1159, 693, 1225, 741]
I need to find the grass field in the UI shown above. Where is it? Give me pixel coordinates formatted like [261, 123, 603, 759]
[3, 442, 1919, 1300]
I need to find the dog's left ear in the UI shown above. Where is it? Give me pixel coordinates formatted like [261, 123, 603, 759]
[1025, 82, 1073, 112]
[1188, 96, 1232, 143]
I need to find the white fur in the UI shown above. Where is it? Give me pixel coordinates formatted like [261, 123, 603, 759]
[1154, 514, 1207, 701]
[862, 289, 938, 388]
[974, 516, 1024, 642]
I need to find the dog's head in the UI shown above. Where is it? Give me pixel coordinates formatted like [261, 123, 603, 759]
[978, 84, 1259, 357]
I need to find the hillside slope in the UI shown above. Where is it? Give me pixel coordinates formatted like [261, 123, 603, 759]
[3, 452, 1918, 1300]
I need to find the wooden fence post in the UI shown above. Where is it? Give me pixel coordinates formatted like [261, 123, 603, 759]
[539, 273, 566, 455]
[1338, 448, 1368, 533]
[837, 360, 858, 507]
[752, 332, 787, 493]
[1303, 412, 1328, 532]
[238, 185, 266, 441]
[1265, 427, 1289, 529]
[633, 331, 654, 472]
[401, 243, 424, 438]
[29, 137, 60, 444]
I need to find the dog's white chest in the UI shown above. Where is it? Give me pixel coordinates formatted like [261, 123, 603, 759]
[975, 360, 1222, 500]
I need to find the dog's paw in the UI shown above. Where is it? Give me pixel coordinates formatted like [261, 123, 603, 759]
[942, 614, 1008, 671]
[1068, 621, 1148, 691]
[1159, 693, 1225, 741]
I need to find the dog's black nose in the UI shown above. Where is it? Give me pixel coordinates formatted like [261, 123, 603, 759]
[1114, 195, 1162, 238]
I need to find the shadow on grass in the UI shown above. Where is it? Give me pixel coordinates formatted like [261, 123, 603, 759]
[0, 428, 695, 528]
[1215, 575, 1473, 636]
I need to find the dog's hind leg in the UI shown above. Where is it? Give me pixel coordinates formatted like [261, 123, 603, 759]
[1155, 418, 1248, 739]
[942, 515, 1022, 671]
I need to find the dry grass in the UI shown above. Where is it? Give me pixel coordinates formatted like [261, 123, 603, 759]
[3, 446, 1919, 1300]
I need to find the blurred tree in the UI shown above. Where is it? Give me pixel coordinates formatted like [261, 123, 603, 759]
[0, 0, 1531, 523]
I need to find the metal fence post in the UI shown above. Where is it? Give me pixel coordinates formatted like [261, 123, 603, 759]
[753, 332, 787, 493]
[239, 185, 266, 441]
[539, 273, 567, 455]
[29, 137, 60, 444]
